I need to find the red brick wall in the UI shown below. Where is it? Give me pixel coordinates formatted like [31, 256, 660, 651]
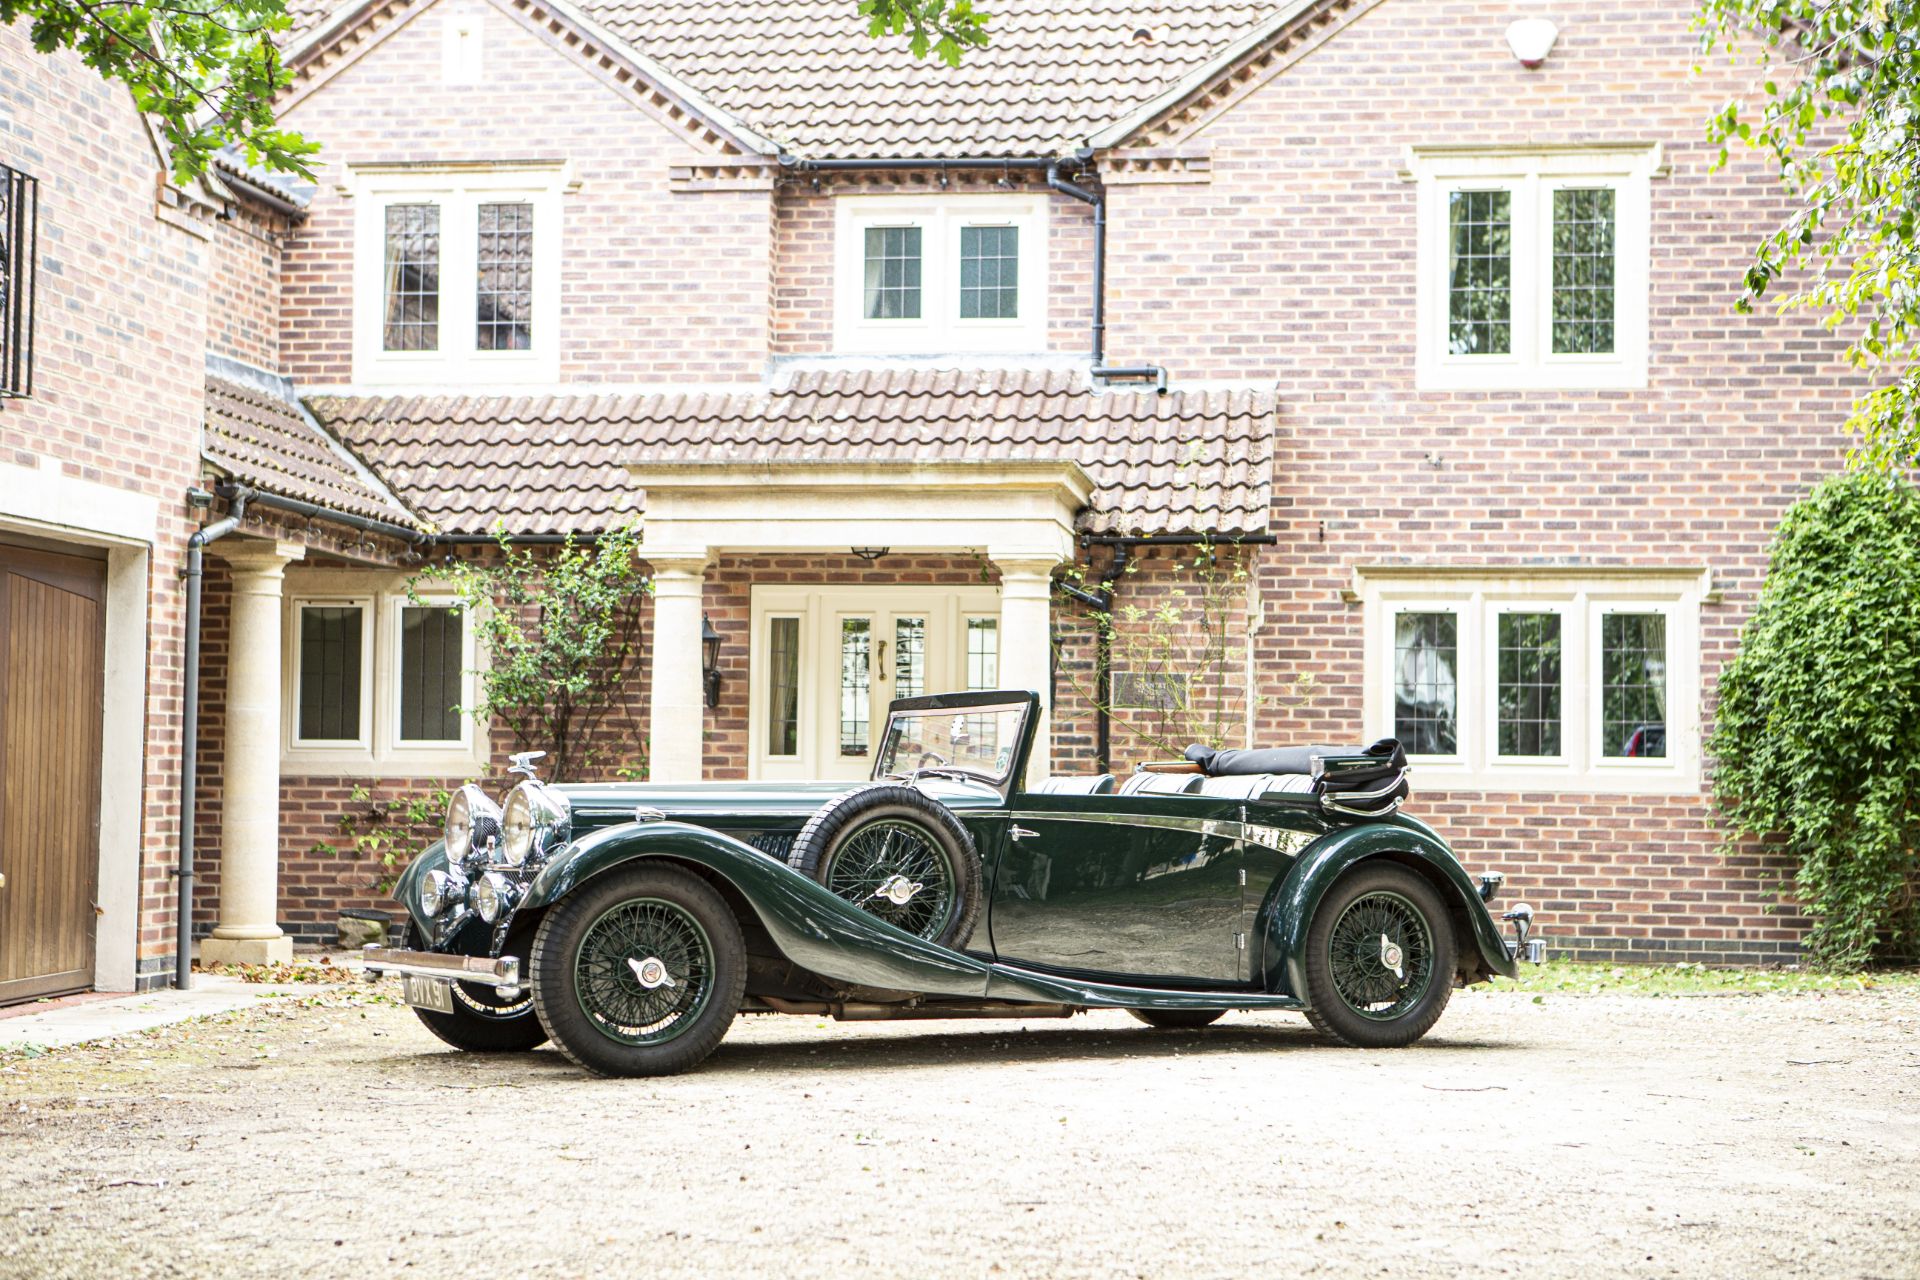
[0, 31, 222, 984]
[207, 207, 287, 369]
[276, 5, 771, 385]
[1096, 1, 1857, 962]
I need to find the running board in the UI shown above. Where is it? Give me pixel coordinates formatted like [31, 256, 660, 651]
[983, 962, 1306, 1012]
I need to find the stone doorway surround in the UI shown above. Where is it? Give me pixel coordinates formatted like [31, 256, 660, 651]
[624, 459, 1092, 783]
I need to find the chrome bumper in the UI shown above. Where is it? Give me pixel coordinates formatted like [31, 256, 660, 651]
[361, 944, 521, 992]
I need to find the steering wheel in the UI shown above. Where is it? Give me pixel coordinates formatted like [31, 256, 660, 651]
[917, 750, 949, 770]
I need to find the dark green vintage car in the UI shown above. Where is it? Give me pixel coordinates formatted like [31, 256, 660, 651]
[366, 690, 1540, 1077]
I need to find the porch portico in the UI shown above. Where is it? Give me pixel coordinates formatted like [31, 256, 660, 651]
[626, 459, 1091, 783]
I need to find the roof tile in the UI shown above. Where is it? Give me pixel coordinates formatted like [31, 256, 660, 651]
[204, 372, 418, 527]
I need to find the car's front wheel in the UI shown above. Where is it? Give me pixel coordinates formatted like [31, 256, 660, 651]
[1302, 863, 1455, 1048]
[530, 864, 746, 1077]
[412, 976, 548, 1053]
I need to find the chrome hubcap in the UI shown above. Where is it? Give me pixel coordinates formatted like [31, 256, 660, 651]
[626, 955, 677, 990]
[870, 873, 925, 906]
[1380, 933, 1405, 980]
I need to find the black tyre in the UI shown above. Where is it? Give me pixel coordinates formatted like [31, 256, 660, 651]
[1128, 1008, 1226, 1031]
[412, 976, 548, 1053]
[787, 784, 982, 948]
[1302, 863, 1455, 1048]
[530, 864, 746, 1078]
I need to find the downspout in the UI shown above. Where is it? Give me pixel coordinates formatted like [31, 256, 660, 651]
[1058, 532, 1279, 774]
[1045, 163, 1106, 365]
[177, 487, 252, 991]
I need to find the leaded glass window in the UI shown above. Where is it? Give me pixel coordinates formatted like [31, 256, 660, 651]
[1393, 612, 1458, 755]
[1552, 187, 1615, 354]
[959, 225, 1018, 319]
[476, 202, 533, 351]
[1496, 612, 1562, 757]
[298, 606, 363, 742]
[1447, 189, 1511, 355]
[1602, 613, 1667, 758]
[382, 204, 440, 351]
[839, 618, 871, 755]
[965, 617, 998, 690]
[767, 617, 800, 757]
[893, 616, 927, 700]
[399, 605, 463, 742]
[863, 226, 922, 319]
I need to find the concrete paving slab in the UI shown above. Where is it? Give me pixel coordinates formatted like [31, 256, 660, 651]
[0, 974, 346, 1050]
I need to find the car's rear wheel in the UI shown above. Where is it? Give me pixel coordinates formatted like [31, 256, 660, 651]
[530, 864, 745, 1077]
[787, 784, 982, 948]
[411, 975, 548, 1052]
[1128, 1008, 1226, 1031]
[1302, 863, 1455, 1048]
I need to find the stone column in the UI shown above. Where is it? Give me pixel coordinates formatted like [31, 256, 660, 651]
[647, 552, 710, 783]
[200, 540, 304, 966]
[992, 556, 1063, 782]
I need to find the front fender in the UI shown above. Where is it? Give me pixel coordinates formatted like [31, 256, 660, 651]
[523, 821, 996, 998]
[392, 840, 449, 934]
[1258, 816, 1517, 999]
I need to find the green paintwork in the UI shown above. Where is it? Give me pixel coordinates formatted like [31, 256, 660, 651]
[390, 688, 1517, 1018]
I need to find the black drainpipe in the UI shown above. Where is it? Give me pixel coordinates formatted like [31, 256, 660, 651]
[1044, 162, 1106, 365]
[177, 488, 252, 991]
[1058, 532, 1280, 774]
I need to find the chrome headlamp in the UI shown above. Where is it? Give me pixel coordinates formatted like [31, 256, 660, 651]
[472, 871, 518, 924]
[444, 783, 504, 868]
[501, 780, 571, 867]
[420, 867, 465, 917]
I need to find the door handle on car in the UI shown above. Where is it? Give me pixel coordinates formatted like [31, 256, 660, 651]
[1010, 826, 1040, 842]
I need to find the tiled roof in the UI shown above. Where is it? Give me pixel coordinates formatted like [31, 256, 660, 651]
[210, 145, 318, 210]
[306, 368, 1275, 536]
[580, 0, 1285, 158]
[203, 366, 419, 527]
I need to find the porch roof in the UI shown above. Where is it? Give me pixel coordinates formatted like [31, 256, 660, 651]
[304, 367, 1276, 540]
[202, 361, 419, 527]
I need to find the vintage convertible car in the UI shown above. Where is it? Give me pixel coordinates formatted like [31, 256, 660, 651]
[365, 690, 1541, 1077]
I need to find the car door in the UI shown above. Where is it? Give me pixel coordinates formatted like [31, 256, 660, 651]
[986, 792, 1246, 983]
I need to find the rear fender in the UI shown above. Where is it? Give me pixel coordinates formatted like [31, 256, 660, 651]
[1257, 818, 1517, 999]
[522, 821, 995, 998]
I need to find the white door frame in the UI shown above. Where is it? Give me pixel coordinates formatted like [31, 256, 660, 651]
[749, 584, 1000, 781]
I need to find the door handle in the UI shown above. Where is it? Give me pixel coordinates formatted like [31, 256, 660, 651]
[1010, 826, 1039, 842]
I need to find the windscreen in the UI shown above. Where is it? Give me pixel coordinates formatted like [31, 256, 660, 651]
[873, 700, 1028, 786]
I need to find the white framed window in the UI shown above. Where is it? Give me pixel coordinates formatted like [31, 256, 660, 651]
[833, 195, 1049, 354]
[1406, 145, 1659, 391]
[348, 163, 567, 386]
[748, 585, 1002, 781]
[1356, 568, 1705, 793]
[281, 572, 487, 775]
[291, 597, 374, 749]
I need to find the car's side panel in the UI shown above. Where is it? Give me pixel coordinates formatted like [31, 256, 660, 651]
[988, 795, 1251, 981]
[1256, 817, 1519, 997]
[515, 820, 1309, 1011]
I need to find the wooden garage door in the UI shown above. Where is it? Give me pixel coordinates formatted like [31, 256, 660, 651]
[0, 545, 105, 1004]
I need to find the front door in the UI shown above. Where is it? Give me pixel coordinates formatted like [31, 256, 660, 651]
[751, 586, 1000, 780]
[0, 544, 106, 1004]
[987, 795, 1247, 983]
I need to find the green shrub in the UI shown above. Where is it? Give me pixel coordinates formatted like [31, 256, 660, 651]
[1710, 470, 1920, 968]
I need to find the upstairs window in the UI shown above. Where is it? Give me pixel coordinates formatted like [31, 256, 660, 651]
[0, 161, 37, 399]
[1408, 146, 1657, 390]
[835, 194, 1049, 354]
[351, 164, 565, 385]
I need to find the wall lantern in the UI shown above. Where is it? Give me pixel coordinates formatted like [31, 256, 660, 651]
[851, 546, 890, 562]
[701, 614, 723, 710]
[1504, 16, 1559, 68]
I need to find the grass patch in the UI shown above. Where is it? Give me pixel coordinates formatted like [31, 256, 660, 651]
[1495, 959, 1920, 997]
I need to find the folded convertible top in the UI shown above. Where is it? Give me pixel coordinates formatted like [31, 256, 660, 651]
[1183, 739, 1410, 817]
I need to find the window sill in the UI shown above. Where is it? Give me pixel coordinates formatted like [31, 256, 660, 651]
[1414, 358, 1648, 393]
[280, 747, 488, 780]
[1407, 762, 1699, 796]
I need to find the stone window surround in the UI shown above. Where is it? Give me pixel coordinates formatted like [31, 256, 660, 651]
[1403, 143, 1661, 392]
[344, 161, 569, 387]
[832, 192, 1051, 356]
[1351, 565, 1707, 794]
[280, 568, 488, 777]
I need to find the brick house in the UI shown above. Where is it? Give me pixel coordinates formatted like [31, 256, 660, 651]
[0, 0, 1863, 999]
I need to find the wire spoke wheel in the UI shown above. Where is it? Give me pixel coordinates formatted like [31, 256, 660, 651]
[822, 818, 957, 940]
[572, 898, 715, 1046]
[1327, 890, 1434, 1021]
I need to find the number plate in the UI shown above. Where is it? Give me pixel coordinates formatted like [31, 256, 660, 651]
[402, 974, 454, 1014]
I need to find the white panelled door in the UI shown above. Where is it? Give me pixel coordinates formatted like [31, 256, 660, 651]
[751, 586, 1001, 780]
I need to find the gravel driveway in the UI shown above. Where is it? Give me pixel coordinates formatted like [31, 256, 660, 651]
[1, 984, 1915, 1279]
